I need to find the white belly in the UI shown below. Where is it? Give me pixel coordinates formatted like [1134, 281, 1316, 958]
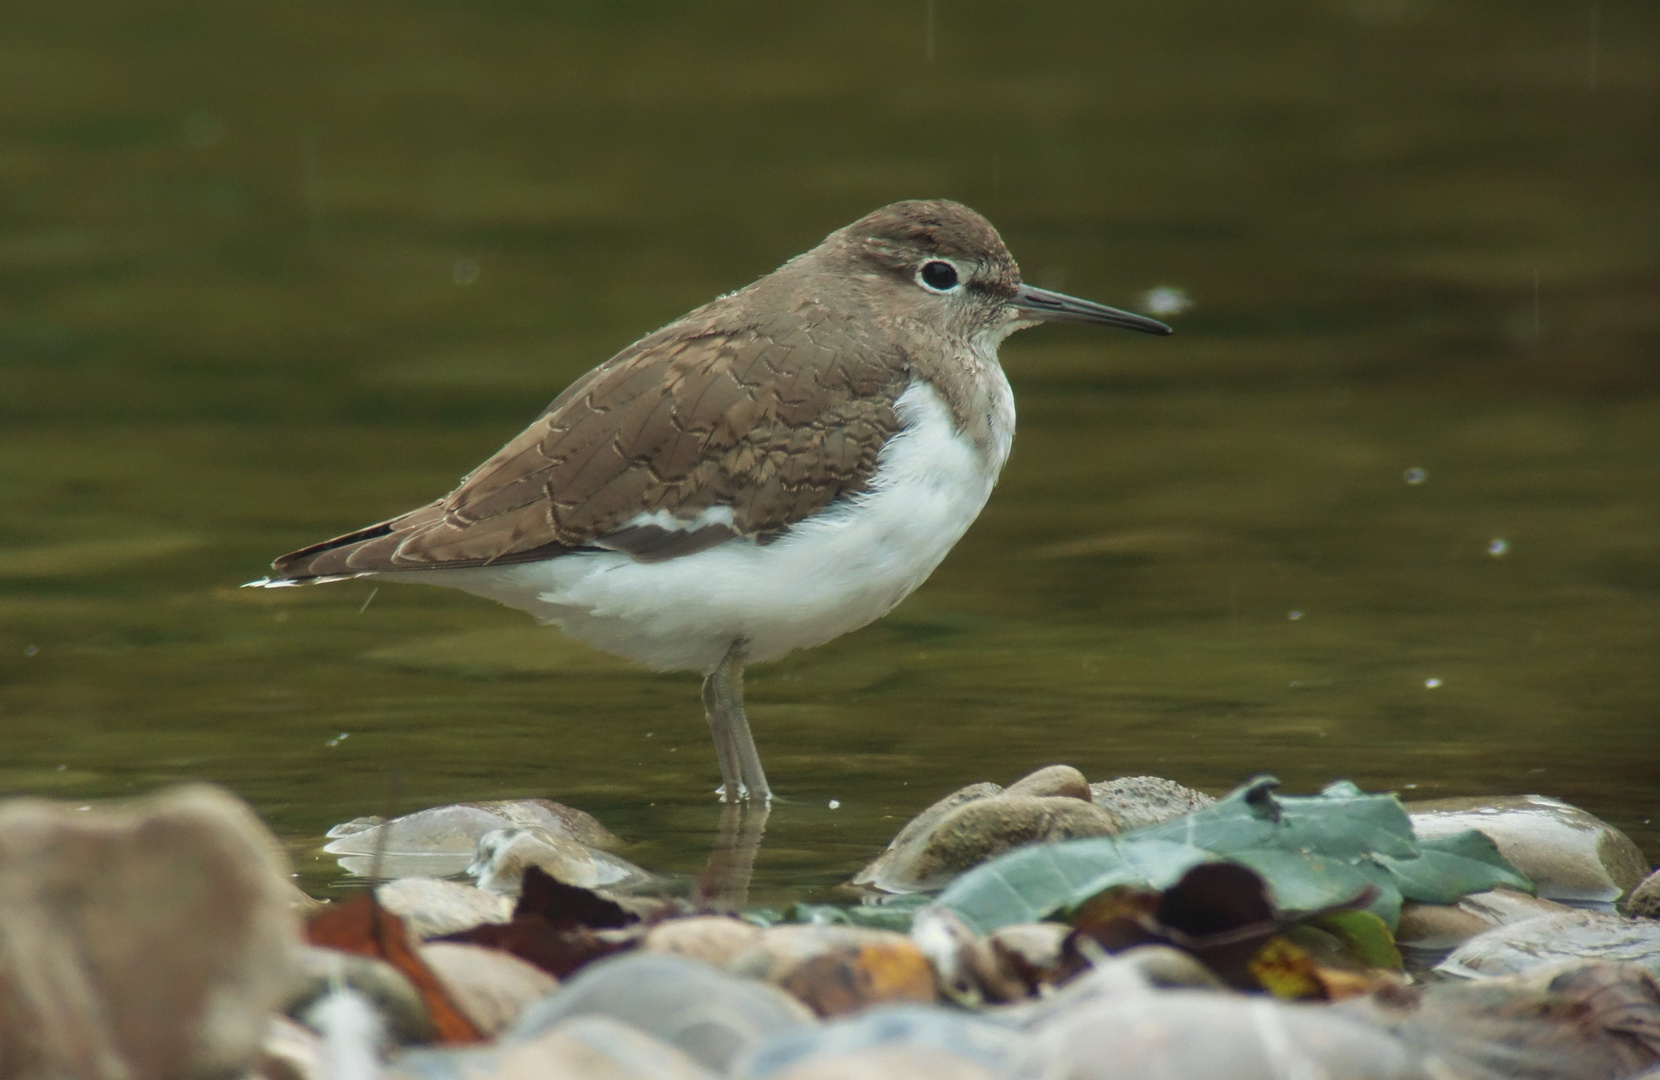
[409, 375, 1015, 672]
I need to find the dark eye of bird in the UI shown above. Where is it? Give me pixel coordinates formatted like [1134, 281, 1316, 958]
[919, 260, 959, 291]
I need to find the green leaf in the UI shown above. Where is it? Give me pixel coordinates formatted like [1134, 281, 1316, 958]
[786, 895, 931, 932]
[1372, 828, 1532, 904]
[1225, 848, 1396, 925]
[1308, 910, 1403, 970]
[934, 837, 1214, 936]
[1134, 776, 1418, 860]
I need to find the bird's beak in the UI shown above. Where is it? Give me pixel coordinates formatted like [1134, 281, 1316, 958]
[1012, 283, 1173, 335]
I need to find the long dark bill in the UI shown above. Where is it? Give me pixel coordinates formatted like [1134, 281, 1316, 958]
[1014, 283, 1173, 335]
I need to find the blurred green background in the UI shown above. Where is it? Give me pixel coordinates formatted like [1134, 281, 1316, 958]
[1, 0, 1656, 899]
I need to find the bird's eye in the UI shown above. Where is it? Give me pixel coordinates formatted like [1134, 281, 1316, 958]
[918, 260, 960, 292]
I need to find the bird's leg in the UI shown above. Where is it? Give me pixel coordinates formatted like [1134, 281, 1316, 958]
[701, 642, 771, 803]
[701, 660, 744, 802]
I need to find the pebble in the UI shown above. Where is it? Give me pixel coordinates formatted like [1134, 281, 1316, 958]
[852, 767, 1127, 894]
[1406, 794, 1649, 905]
[0, 783, 300, 1080]
[1089, 776, 1216, 830]
[1395, 887, 1573, 952]
[388, 1014, 718, 1080]
[507, 952, 813, 1074]
[324, 798, 624, 879]
[419, 942, 558, 1036]
[762, 1046, 1001, 1080]
[735, 1004, 1033, 1080]
[378, 876, 514, 939]
[1435, 909, 1660, 979]
[1626, 869, 1660, 920]
[643, 915, 765, 968]
[467, 826, 652, 895]
[730, 924, 938, 1016]
[1028, 990, 1431, 1080]
[289, 944, 436, 1045]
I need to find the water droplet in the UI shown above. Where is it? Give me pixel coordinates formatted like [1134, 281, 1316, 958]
[828, 799, 841, 810]
[1288, 610, 1304, 621]
[452, 259, 481, 286]
[325, 732, 350, 748]
[22, 644, 38, 657]
[1403, 467, 1427, 485]
[1424, 677, 1442, 689]
[1140, 286, 1193, 317]
[1487, 538, 1509, 557]
[1403, 782, 1418, 789]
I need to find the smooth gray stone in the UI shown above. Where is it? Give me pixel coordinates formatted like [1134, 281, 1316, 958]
[1028, 991, 1432, 1080]
[1436, 909, 1660, 979]
[1407, 794, 1649, 905]
[1089, 776, 1216, 830]
[507, 953, 813, 1074]
[467, 826, 652, 895]
[326, 798, 623, 879]
[736, 1004, 1032, 1080]
[0, 784, 301, 1080]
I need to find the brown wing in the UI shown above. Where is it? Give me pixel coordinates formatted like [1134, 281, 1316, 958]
[270, 299, 910, 581]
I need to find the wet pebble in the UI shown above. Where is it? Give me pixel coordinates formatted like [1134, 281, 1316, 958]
[1089, 775, 1215, 829]
[1395, 887, 1573, 953]
[1435, 909, 1660, 979]
[507, 952, 813, 1074]
[467, 826, 652, 895]
[1626, 869, 1660, 920]
[378, 876, 514, 939]
[643, 914, 765, 967]
[0, 783, 300, 1080]
[1406, 794, 1649, 905]
[324, 798, 623, 879]
[419, 942, 557, 1036]
[852, 767, 1125, 894]
[731, 924, 938, 1016]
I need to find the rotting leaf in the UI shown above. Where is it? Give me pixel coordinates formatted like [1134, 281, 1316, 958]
[305, 891, 483, 1044]
[1249, 936, 1326, 1000]
[438, 866, 637, 978]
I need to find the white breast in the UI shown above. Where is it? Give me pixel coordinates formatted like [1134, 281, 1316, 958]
[412, 374, 1016, 673]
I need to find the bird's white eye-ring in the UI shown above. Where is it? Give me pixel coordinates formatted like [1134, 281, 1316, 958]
[917, 260, 961, 292]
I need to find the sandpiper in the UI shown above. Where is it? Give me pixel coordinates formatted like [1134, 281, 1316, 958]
[251, 200, 1170, 802]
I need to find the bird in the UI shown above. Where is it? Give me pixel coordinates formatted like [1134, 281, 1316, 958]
[250, 200, 1171, 803]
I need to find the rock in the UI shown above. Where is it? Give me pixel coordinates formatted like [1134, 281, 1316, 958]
[0, 783, 301, 1080]
[643, 915, 765, 967]
[1627, 869, 1660, 920]
[852, 773, 1124, 894]
[1089, 776, 1215, 830]
[763, 1045, 1001, 1080]
[419, 942, 557, 1036]
[1337, 961, 1660, 1080]
[1435, 909, 1660, 980]
[1003, 765, 1092, 801]
[249, 1016, 324, 1080]
[1407, 794, 1649, 905]
[324, 799, 624, 879]
[995, 946, 1228, 1030]
[736, 1004, 1033, 1080]
[289, 945, 435, 1045]
[508, 953, 813, 1074]
[378, 877, 514, 939]
[1027, 990, 1431, 1080]
[731, 924, 937, 1017]
[468, 827, 652, 895]
[388, 1014, 719, 1080]
[1396, 887, 1574, 952]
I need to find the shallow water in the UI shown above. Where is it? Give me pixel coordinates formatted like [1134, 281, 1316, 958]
[2, 0, 1656, 903]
